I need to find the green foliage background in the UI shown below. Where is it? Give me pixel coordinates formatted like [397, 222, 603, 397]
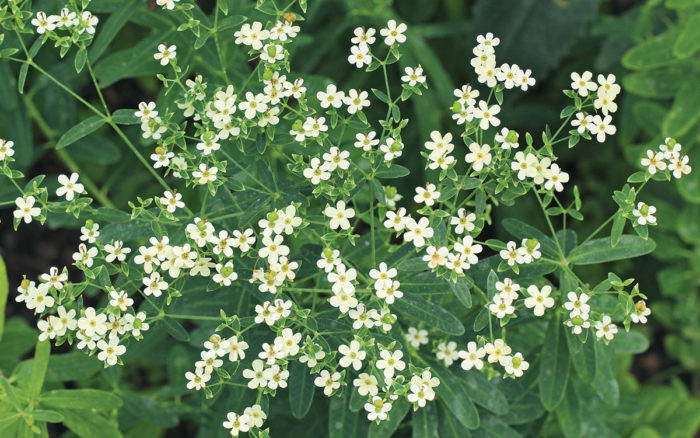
[1, 0, 700, 437]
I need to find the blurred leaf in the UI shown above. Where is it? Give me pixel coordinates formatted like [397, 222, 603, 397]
[609, 331, 649, 354]
[44, 352, 102, 382]
[90, 0, 139, 61]
[367, 397, 410, 438]
[56, 115, 106, 150]
[393, 294, 464, 335]
[460, 370, 509, 415]
[56, 408, 122, 438]
[289, 361, 315, 419]
[375, 165, 410, 179]
[673, 12, 700, 58]
[0, 255, 8, 343]
[566, 330, 596, 383]
[28, 340, 51, 399]
[40, 389, 122, 410]
[623, 69, 683, 98]
[569, 235, 655, 265]
[539, 315, 569, 411]
[329, 389, 364, 438]
[412, 403, 439, 438]
[662, 79, 700, 137]
[425, 358, 479, 429]
[450, 276, 472, 309]
[66, 134, 122, 165]
[161, 318, 189, 342]
[622, 29, 681, 70]
[592, 338, 619, 405]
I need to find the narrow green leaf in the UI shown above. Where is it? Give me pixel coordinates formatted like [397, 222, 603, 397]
[412, 403, 439, 438]
[539, 316, 569, 410]
[289, 361, 315, 419]
[609, 330, 649, 354]
[56, 116, 106, 150]
[663, 79, 700, 137]
[89, 0, 138, 61]
[74, 47, 88, 73]
[371, 88, 389, 104]
[40, 389, 122, 410]
[111, 109, 140, 125]
[56, 409, 121, 438]
[450, 276, 472, 309]
[569, 235, 655, 265]
[424, 358, 479, 429]
[393, 294, 464, 335]
[0, 255, 8, 343]
[28, 340, 51, 399]
[329, 389, 363, 438]
[555, 383, 582, 438]
[30, 410, 63, 423]
[161, 317, 189, 342]
[375, 165, 410, 179]
[674, 12, 700, 58]
[592, 338, 619, 405]
[622, 29, 681, 70]
[460, 370, 508, 415]
[610, 212, 625, 247]
[18, 38, 43, 94]
[566, 330, 596, 383]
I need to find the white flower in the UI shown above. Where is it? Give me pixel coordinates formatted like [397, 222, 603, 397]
[354, 373, 379, 397]
[242, 359, 268, 389]
[458, 341, 485, 370]
[453, 235, 482, 266]
[544, 164, 569, 192]
[185, 369, 211, 390]
[348, 44, 372, 68]
[78, 11, 99, 34]
[407, 383, 434, 407]
[154, 44, 176, 66]
[380, 20, 407, 45]
[328, 263, 357, 294]
[365, 397, 392, 422]
[156, 0, 180, 10]
[476, 32, 500, 48]
[519, 69, 536, 91]
[260, 43, 284, 63]
[564, 291, 590, 318]
[56, 173, 85, 201]
[454, 85, 479, 107]
[32, 12, 57, 34]
[303, 157, 331, 184]
[213, 262, 238, 286]
[595, 315, 618, 341]
[375, 279, 403, 304]
[631, 301, 651, 324]
[239, 92, 268, 119]
[317, 84, 345, 109]
[423, 245, 449, 269]
[496, 63, 522, 89]
[324, 201, 355, 230]
[484, 339, 511, 365]
[160, 190, 184, 213]
[338, 340, 366, 370]
[404, 217, 433, 248]
[496, 278, 520, 301]
[14, 196, 41, 224]
[37, 316, 62, 341]
[473, 101, 501, 130]
[504, 352, 529, 377]
[123, 312, 149, 337]
[670, 154, 692, 179]
[500, 241, 526, 266]
[511, 151, 538, 180]
[369, 262, 397, 290]
[97, 337, 126, 366]
[589, 114, 616, 142]
[380, 137, 403, 161]
[351, 26, 376, 46]
[315, 369, 341, 396]
[632, 202, 656, 226]
[109, 290, 133, 312]
[570, 71, 597, 96]
[376, 349, 405, 378]
[524, 285, 555, 316]
[0, 139, 15, 160]
[243, 405, 266, 429]
[192, 163, 218, 184]
[451, 208, 476, 234]
[640, 150, 667, 175]
[594, 92, 618, 115]
[405, 327, 429, 348]
[495, 128, 519, 149]
[414, 183, 440, 206]
[436, 341, 459, 366]
[401, 66, 426, 86]
[490, 295, 515, 319]
[571, 112, 592, 134]
[222, 412, 250, 437]
[224, 336, 249, 362]
[234, 22, 270, 50]
[343, 89, 371, 114]
[232, 228, 256, 253]
[264, 364, 289, 389]
[465, 143, 492, 172]
[322, 146, 350, 171]
[384, 208, 407, 232]
[355, 131, 379, 151]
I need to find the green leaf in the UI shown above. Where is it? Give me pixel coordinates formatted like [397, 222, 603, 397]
[18, 38, 42, 94]
[44, 352, 102, 382]
[460, 370, 508, 415]
[539, 316, 569, 410]
[0, 255, 8, 343]
[662, 79, 700, 137]
[425, 358, 479, 429]
[450, 276, 472, 309]
[566, 330, 596, 383]
[674, 12, 700, 58]
[375, 165, 410, 179]
[569, 235, 655, 265]
[372, 88, 389, 104]
[111, 109, 140, 125]
[609, 330, 649, 354]
[556, 383, 582, 438]
[289, 361, 315, 419]
[622, 29, 681, 70]
[31, 409, 63, 423]
[56, 408, 122, 438]
[56, 116, 106, 150]
[502, 218, 559, 258]
[89, 0, 139, 61]
[161, 317, 190, 342]
[40, 389, 122, 410]
[28, 340, 51, 398]
[592, 338, 619, 405]
[610, 212, 625, 247]
[623, 69, 683, 98]
[329, 389, 364, 438]
[74, 47, 88, 73]
[393, 294, 464, 335]
[367, 397, 410, 438]
[412, 403, 439, 438]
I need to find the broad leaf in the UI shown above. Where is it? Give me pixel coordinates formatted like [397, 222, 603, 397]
[393, 294, 464, 335]
[40, 389, 122, 410]
[569, 235, 655, 265]
[289, 361, 315, 419]
[56, 116, 106, 150]
[539, 316, 569, 410]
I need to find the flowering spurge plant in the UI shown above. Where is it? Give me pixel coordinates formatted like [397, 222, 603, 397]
[0, 1, 694, 437]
